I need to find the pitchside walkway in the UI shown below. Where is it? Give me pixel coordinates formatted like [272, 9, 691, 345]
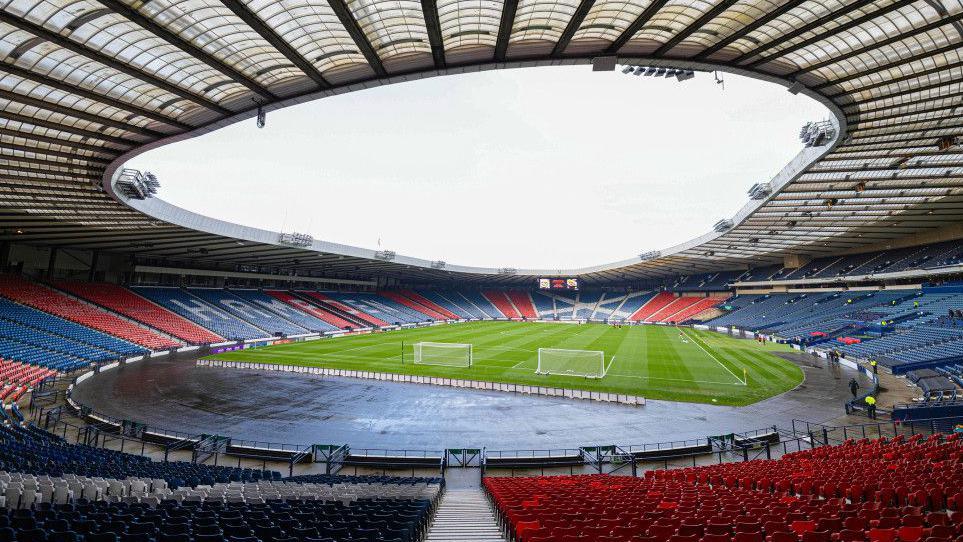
[425, 488, 506, 542]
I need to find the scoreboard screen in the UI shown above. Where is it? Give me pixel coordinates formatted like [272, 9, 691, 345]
[538, 278, 579, 290]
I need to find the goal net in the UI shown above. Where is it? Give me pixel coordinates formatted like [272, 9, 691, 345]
[536, 348, 608, 378]
[413, 342, 473, 368]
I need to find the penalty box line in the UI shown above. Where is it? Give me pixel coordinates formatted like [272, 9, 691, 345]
[680, 328, 747, 386]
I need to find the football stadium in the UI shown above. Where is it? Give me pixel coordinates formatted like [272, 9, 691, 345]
[2, 0, 963, 540]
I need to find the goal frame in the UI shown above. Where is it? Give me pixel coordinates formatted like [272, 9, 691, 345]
[412, 341, 473, 368]
[536, 347, 609, 379]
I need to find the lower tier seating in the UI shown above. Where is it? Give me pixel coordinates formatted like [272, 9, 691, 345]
[0, 424, 279, 489]
[0, 484, 437, 542]
[486, 434, 963, 542]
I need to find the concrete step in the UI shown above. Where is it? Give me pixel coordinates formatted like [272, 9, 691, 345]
[425, 488, 505, 542]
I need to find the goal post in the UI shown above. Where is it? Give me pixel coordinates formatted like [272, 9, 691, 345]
[413, 342, 473, 368]
[536, 348, 608, 378]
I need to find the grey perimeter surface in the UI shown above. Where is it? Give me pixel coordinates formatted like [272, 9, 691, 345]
[71, 353, 870, 450]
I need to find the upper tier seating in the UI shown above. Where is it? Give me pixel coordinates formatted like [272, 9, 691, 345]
[228, 290, 338, 333]
[573, 292, 603, 320]
[187, 290, 308, 336]
[53, 282, 223, 345]
[302, 293, 387, 327]
[453, 292, 501, 319]
[398, 291, 459, 319]
[668, 297, 723, 323]
[0, 298, 144, 359]
[630, 292, 675, 321]
[609, 293, 655, 320]
[412, 291, 473, 319]
[506, 291, 538, 319]
[0, 277, 177, 351]
[647, 296, 701, 323]
[483, 291, 520, 318]
[379, 291, 446, 320]
[322, 293, 426, 324]
[487, 434, 963, 542]
[531, 291, 555, 318]
[264, 291, 356, 330]
[131, 288, 267, 341]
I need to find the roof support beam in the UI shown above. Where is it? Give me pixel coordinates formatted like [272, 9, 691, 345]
[849, 102, 962, 127]
[494, 0, 520, 61]
[845, 79, 959, 111]
[328, 0, 388, 77]
[692, 0, 807, 60]
[730, 0, 875, 65]
[606, 0, 670, 54]
[420, 0, 447, 69]
[0, 127, 119, 156]
[96, 0, 275, 100]
[0, 163, 99, 181]
[0, 141, 111, 165]
[0, 11, 231, 116]
[219, 0, 332, 89]
[551, 0, 596, 58]
[0, 153, 105, 174]
[0, 88, 162, 138]
[744, 0, 918, 70]
[2, 110, 133, 147]
[832, 58, 963, 102]
[0, 60, 191, 131]
[796, 13, 963, 83]
[651, 0, 738, 58]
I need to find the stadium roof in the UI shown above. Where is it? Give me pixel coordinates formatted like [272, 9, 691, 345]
[2, 0, 963, 284]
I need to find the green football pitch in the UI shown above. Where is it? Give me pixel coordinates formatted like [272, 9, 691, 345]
[203, 321, 803, 406]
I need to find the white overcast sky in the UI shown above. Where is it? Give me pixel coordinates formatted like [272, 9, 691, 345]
[129, 65, 828, 270]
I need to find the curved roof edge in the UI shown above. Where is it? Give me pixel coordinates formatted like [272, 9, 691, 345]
[104, 57, 846, 279]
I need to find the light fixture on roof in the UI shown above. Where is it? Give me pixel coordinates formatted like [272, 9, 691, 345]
[799, 121, 835, 147]
[620, 64, 696, 82]
[639, 250, 661, 260]
[498, 267, 518, 275]
[116, 169, 160, 200]
[374, 250, 396, 261]
[713, 219, 733, 232]
[253, 98, 266, 129]
[431, 260, 446, 269]
[278, 232, 313, 247]
[747, 182, 772, 200]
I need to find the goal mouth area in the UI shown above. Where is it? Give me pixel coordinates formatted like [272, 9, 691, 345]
[412, 341, 473, 368]
[536, 348, 608, 379]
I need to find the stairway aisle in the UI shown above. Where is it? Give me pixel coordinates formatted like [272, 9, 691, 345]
[425, 488, 507, 542]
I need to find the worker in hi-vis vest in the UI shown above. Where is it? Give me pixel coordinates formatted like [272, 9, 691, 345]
[865, 395, 877, 419]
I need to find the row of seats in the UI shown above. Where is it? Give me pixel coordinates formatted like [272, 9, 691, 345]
[0, 277, 176, 351]
[0, 424, 280, 489]
[487, 434, 963, 542]
[53, 283, 223, 346]
[0, 493, 436, 542]
[0, 299, 144, 359]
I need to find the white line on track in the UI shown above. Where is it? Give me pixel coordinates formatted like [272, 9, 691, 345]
[680, 328, 746, 386]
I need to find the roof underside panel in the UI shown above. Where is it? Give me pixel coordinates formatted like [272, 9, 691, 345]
[0, 0, 961, 284]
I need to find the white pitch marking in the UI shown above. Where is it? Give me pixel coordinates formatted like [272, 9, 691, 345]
[680, 328, 746, 386]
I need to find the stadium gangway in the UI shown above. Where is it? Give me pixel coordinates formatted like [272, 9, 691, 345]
[339, 447, 446, 478]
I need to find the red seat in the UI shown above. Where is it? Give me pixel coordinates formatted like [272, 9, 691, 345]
[898, 527, 924, 542]
[869, 529, 897, 542]
[837, 530, 866, 542]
